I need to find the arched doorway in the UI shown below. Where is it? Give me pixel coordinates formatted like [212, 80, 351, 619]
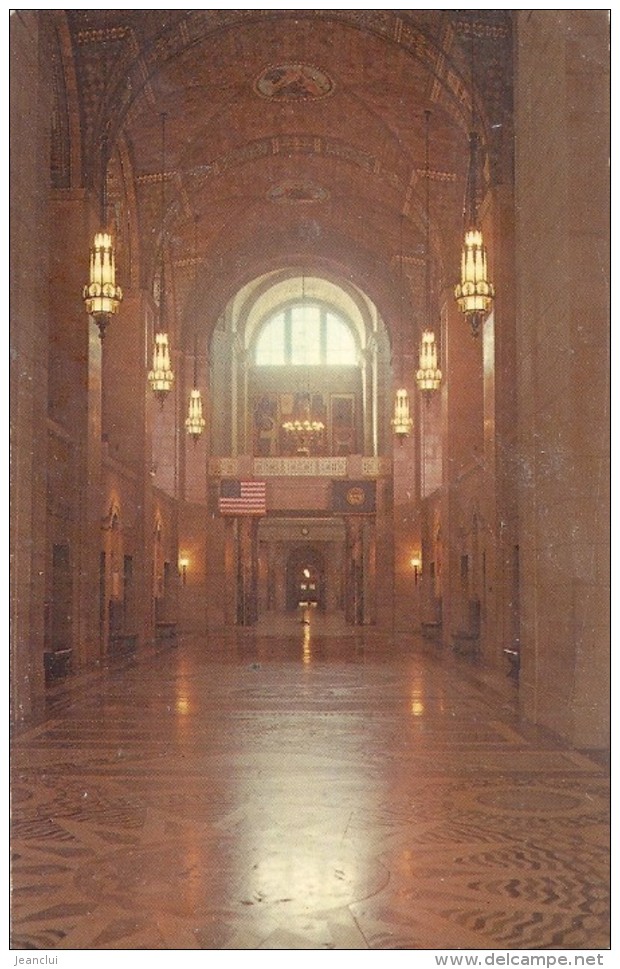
[285, 546, 326, 613]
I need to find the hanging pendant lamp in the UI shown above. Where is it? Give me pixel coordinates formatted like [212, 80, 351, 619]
[83, 28, 122, 341]
[185, 219, 206, 443]
[185, 330, 206, 444]
[416, 110, 442, 397]
[281, 272, 325, 456]
[185, 388, 206, 444]
[149, 332, 175, 407]
[391, 215, 413, 444]
[84, 228, 123, 340]
[454, 25, 495, 337]
[148, 112, 174, 406]
[416, 330, 442, 394]
[391, 387, 413, 443]
[454, 133, 494, 336]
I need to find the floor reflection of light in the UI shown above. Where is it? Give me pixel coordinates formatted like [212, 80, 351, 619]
[246, 846, 379, 916]
[174, 837, 203, 915]
[164, 638, 383, 927]
[174, 657, 194, 733]
[302, 611, 311, 665]
[233, 787, 382, 917]
[410, 671, 425, 716]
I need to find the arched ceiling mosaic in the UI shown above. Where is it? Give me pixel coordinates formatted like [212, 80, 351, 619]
[53, 8, 513, 331]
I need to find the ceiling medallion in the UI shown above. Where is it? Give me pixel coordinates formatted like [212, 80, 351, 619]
[267, 180, 330, 204]
[254, 64, 334, 101]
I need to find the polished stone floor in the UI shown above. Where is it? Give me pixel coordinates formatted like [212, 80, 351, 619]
[10, 613, 610, 950]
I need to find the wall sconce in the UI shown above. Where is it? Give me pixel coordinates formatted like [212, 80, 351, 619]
[410, 555, 422, 585]
[179, 557, 189, 584]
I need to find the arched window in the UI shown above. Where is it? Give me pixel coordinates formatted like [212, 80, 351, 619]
[255, 302, 357, 366]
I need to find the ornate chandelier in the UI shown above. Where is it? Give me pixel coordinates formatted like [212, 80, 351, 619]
[454, 140, 494, 336]
[392, 216, 413, 444]
[148, 113, 174, 405]
[417, 110, 442, 397]
[83, 230, 123, 340]
[82, 24, 122, 341]
[148, 333, 174, 407]
[416, 330, 442, 395]
[391, 387, 413, 444]
[185, 329, 206, 444]
[185, 389, 206, 442]
[282, 395, 325, 457]
[83, 124, 122, 340]
[281, 274, 325, 456]
[456, 226, 494, 326]
[454, 28, 494, 337]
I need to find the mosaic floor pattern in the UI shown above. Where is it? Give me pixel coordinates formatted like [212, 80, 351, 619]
[10, 620, 610, 950]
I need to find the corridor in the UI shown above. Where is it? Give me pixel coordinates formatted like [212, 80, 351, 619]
[10, 620, 610, 951]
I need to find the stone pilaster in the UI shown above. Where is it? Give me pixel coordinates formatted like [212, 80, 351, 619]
[515, 10, 609, 748]
[10, 11, 51, 719]
[441, 293, 485, 646]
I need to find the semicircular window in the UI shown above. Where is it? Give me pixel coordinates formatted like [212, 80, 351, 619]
[255, 302, 358, 366]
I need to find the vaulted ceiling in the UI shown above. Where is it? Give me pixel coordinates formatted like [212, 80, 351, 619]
[50, 9, 513, 337]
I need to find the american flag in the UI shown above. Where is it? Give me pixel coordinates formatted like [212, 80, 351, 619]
[218, 479, 267, 515]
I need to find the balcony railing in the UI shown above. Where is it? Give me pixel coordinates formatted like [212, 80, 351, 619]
[209, 455, 391, 478]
